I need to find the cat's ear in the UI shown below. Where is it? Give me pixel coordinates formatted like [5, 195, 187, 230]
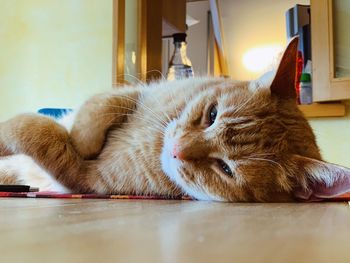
[292, 155, 350, 201]
[270, 37, 299, 100]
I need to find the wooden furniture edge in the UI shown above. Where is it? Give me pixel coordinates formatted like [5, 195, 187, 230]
[298, 102, 346, 118]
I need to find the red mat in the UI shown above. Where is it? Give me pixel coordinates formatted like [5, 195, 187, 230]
[0, 191, 349, 201]
[0, 191, 192, 200]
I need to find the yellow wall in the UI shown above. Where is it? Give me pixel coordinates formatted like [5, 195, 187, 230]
[309, 103, 350, 167]
[317, 1, 350, 167]
[0, 0, 113, 121]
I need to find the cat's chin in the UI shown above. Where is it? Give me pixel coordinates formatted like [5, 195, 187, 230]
[161, 121, 224, 202]
[160, 148, 215, 201]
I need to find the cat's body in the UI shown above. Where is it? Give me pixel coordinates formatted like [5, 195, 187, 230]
[73, 77, 214, 197]
[1, 38, 350, 202]
[0, 77, 222, 198]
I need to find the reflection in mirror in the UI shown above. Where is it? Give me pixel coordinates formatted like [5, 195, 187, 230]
[124, 0, 140, 84]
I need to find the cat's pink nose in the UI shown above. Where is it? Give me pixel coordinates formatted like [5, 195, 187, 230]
[172, 144, 185, 160]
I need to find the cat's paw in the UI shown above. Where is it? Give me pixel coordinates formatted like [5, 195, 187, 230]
[0, 141, 12, 157]
[0, 155, 70, 192]
[0, 121, 17, 157]
[0, 158, 24, 185]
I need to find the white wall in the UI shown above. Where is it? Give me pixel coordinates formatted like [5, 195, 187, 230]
[187, 1, 210, 76]
[219, 0, 310, 80]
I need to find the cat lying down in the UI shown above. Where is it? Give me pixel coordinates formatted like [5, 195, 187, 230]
[1, 38, 350, 202]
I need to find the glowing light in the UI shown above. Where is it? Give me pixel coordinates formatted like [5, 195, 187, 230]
[242, 45, 283, 73]
[132, 51, 136, 64]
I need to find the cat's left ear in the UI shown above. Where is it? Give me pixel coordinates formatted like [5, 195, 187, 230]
[292, 155, 350, 201]
[270, 37, 299, 100]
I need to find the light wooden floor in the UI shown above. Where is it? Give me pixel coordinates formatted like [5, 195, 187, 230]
[0, 199, 349, 263]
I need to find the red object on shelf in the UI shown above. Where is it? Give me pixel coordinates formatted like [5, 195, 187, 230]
[295, 50, 303, 104]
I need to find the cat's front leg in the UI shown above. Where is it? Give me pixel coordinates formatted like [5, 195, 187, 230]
[0, 141, 11, 156]
[0, 124, 15, 156]
[69, 87, 140, 159]
[0, 114, 91, 192]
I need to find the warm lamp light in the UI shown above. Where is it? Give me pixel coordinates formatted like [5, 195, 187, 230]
[242, 45, 283, 74]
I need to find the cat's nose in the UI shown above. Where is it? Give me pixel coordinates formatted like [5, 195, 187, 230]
[172, 144, 185, 160]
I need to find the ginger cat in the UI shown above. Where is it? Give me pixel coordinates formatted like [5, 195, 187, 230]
[1, 38, 350, 202]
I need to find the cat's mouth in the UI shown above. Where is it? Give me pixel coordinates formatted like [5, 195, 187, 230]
[160, 121, 184, 183]
[161, 139, 183, 185]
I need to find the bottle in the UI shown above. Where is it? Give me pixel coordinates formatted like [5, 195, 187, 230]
[166, 33, 194, 80]
[299, 73, 312, 104]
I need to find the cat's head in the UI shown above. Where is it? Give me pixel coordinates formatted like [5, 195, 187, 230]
[161, 38, 350, 202]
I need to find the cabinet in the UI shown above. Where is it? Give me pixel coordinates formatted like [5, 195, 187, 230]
[311, 0, 350, 102]
[112, 0, 186, 84]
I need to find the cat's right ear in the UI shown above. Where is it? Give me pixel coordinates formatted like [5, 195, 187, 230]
[270, 37, 299, 100]
[292, 155, 350, 201]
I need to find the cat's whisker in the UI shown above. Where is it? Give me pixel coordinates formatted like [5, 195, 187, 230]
[91, 103, 137, 113]
[146, 92, 172, 123]
[248, 153, 276, 157]
[160, 107, 172, 123]
[138, 92, 172, 125]
[168, 88, 180, 119]
[233, 93, 259, 115]
[115, 73, 146, 87]
[145, 69, 166, 81]
[111, 77, 173, 124]
[93, 104, 167, 132]
[99, 112, 166, 135]
[108, 120, 165, 136]
[245, 157, 285, 172]
[182, 94, 191, 119]
[221, 84, 260, 117]
[115, 94, 168, 127]
[112, 81, 128, 87]
[110, 121, 166, 136]
[98, 95, 168, 128]
[115, 70, 166, 85]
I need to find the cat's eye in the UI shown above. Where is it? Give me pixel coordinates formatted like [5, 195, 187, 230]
[208, 105, 217, 126]
[217, 159, 233, 177]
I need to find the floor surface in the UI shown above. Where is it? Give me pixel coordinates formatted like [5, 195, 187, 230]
[0, 198, 349, 263]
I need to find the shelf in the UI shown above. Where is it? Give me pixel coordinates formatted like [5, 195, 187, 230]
[298, 103, 346, 118]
